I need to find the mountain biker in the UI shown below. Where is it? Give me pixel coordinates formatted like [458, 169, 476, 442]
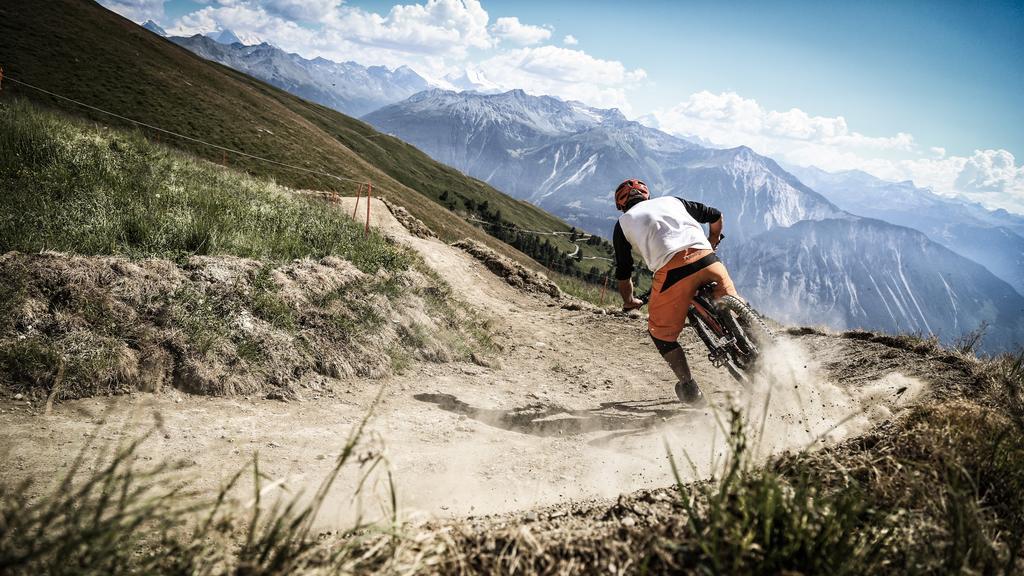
[612, 179, 738, 406]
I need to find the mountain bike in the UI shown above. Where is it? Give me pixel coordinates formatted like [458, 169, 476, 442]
[633, 251, 774, 382]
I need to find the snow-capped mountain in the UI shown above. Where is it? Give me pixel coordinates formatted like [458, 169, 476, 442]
[364, 89, 843, 238]
[170, 35, 430, 117]
[441, 70, 503, 93]
[207, 28, 243, 45]
[732, 218, 1024, 351]
[142, 20, 166, 37]
[365, 89, 1023, 351]
[788, 165, 1024, 296]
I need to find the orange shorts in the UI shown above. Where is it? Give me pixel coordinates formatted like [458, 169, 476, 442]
[648, 249, 737, 342]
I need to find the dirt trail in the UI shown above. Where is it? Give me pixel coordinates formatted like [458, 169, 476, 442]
[0, 199, 962, 524]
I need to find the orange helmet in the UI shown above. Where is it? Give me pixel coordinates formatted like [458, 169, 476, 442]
[615, 179, 649, 211]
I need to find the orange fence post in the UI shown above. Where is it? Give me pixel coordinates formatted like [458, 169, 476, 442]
[365, 182, 373, 235]
[599, 275, 609, 306]
[352, 183, 362, 219]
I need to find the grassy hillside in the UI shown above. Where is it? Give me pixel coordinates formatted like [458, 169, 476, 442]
[0, 99, 492, 399]
[0, 100, 402, 268]
[0, 0, 614, 280]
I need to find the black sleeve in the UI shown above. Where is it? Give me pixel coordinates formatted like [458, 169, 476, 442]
[675, 197, 722, 224]
[612, 222, 634, 281]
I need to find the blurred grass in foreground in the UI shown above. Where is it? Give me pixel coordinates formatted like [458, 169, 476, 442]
[3, 349, 1021, 574]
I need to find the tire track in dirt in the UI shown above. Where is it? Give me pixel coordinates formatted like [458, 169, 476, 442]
[0, 199, 955, 524]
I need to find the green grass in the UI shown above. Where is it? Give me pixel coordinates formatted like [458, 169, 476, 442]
[0, 403, 397, 575]
[249, 266, 298, 331]
[665, 411, 892, 575]
[0, 100, 493, 398]
[0, 0, 610, 276]
[0, 99, 410, 272]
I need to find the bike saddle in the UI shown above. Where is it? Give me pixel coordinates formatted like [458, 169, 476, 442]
[697, 282, 719, 295]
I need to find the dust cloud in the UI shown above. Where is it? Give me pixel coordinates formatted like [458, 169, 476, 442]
[111, 336, 927, 530]
[333, 337, 929, 524]
[741, 338, 925, 456]
[657, 337, 927, 486]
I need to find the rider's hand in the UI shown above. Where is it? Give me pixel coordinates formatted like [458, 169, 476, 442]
[623, 297, 644, 311]
[709, 233, 722, 250]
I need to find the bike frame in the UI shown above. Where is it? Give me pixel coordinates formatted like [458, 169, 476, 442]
[633, 263, 754, 372]
[686, 285, 737, 368]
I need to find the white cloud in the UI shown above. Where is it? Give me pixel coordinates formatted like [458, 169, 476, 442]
[651, 91, 914, 152]
[490, 17, 551, 45]
[171, 4, 309, 45]
[170, 0, 493, 60]
[647, 90, 1024, 213]
[260, 0, 342, 22]
[955, 149, 1024, 194]
[562, 34, 578, 45]
[327, 0, 493, 55]
[468, 45, 646, 111]
[163, 0, 499, 79]
[111, 0, 645, 109]
[99, 0, 166, 22]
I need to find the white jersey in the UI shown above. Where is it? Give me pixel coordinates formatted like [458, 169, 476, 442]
[615, 196, 713, 273]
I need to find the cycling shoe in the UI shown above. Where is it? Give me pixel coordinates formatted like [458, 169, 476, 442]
[674, 379, 706, 407]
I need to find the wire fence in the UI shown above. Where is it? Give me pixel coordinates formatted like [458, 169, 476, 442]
[3, 73, 617, 273]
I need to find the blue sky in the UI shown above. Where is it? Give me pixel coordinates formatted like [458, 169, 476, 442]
[530, 1, 1023, 157]
[105, 0, 1024, 212]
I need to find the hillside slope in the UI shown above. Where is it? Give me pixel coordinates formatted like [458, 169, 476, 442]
[0, 0, 607, 274]
[0, 100, 493, 399]
[5, 154, 1020, 571]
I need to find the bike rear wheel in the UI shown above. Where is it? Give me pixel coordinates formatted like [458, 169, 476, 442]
[688, 306, 749, 384]
[716, 295, 774, 371]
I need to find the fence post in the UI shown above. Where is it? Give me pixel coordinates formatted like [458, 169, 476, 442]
[365, 182, 373, 236]
[352, 183, 362, 219]
[599, 275, 609, 306]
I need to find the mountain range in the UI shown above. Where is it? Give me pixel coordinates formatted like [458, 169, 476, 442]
[37, 6, 1024, 352]
[786, 165, 1024, 296]
[365, 89, 1024, 352]
[364, 89, 846, 240]
[166, 34, 430, 117]
[733, 218, 1024, 348]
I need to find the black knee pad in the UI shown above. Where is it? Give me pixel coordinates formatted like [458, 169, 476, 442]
[650, 333, 681, 355]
